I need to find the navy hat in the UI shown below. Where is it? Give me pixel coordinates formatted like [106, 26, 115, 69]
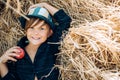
[19, 7, 54, 30]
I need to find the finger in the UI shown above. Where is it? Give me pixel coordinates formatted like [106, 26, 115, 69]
[9, 46, 20, 50]
[6, 47, 19, 52]
[0, 56, 17, 63]
[7, 47, 21, 54]
[28, 4, 43, 11]
[11, 48, 21, 53]
[28, 5, 36, 10]
[8, 57, 17, 62]
[8, 53, 20, 57]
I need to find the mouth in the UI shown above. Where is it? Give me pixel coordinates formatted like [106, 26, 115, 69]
[32, 37, 40, 40]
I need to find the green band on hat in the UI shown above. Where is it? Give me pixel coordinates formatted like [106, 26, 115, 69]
[33, 7, 40, 15]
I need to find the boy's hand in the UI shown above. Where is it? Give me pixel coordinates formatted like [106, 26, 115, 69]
[28, 2, 47, 11]
[0, 46, 21, 64]
[28, 2, 58, 15]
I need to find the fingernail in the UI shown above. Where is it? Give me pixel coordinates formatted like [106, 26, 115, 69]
[17, 55, 20, 57]
[18, 50, 21, 52]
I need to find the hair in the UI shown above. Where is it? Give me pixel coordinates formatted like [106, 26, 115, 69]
[25, 18, 50, 31]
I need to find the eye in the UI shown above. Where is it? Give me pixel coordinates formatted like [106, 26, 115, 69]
[40, 27, 45, 30]
[29, 27, 34, 29]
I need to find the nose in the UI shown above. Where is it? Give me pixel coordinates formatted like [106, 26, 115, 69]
[34, 29, 40, 35]
[35, 32, 38, 35]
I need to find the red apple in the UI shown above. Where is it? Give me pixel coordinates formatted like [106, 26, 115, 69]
[16, 48, 25, 59]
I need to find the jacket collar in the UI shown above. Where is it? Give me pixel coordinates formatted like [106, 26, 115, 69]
[17, 36, 29, 48]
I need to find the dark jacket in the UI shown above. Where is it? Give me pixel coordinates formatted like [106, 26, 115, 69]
[1, 9, 71, 80]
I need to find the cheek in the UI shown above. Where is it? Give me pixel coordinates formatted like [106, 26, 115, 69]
[26, 31, 32, 38]
[40, 32, 49, 39]
[41, 33, 48, 37]
[26, 31, 29, 36]
[26, 29, 33, 34]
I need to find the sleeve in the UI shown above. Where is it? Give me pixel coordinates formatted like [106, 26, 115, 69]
[0, 72, 17, 80]
[0, 63, 20, 80]
[51, 9, 72, 42]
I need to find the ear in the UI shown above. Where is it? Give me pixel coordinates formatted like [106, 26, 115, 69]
[48, 29, 53, 37]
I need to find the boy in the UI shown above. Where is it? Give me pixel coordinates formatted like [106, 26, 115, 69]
[0, 2, 71, 80]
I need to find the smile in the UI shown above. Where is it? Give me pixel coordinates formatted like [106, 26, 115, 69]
[32, 37, 40, 40]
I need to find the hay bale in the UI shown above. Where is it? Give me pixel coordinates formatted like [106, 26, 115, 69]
[1, 0, 120, 80]
[0, 0, 108, 53]
[57, 0, 120, 80]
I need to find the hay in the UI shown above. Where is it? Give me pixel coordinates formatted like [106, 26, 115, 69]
[56, 0, 120, 80]
[1, 0, 120, 80]
[58, 19, 120, 79]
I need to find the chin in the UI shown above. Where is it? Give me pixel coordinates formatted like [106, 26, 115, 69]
[29, 41, 41, 46]
[29, 40, 46, 46]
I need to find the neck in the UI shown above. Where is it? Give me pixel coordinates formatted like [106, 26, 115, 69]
[25, 43, 41, 63]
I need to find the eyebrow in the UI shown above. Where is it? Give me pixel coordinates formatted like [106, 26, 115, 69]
[35, 20, 48, 28]
[40, 21, 46, 27]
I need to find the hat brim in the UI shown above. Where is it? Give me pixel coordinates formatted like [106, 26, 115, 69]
[18, 15, 54, 30]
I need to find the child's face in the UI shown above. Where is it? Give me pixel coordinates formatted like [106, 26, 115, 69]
[26, 19, 53, 46]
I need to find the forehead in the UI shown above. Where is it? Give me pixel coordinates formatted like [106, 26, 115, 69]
[25, 18, 50, 30]
[34, 20, 49, 28]
[31, 18, 49, 27]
